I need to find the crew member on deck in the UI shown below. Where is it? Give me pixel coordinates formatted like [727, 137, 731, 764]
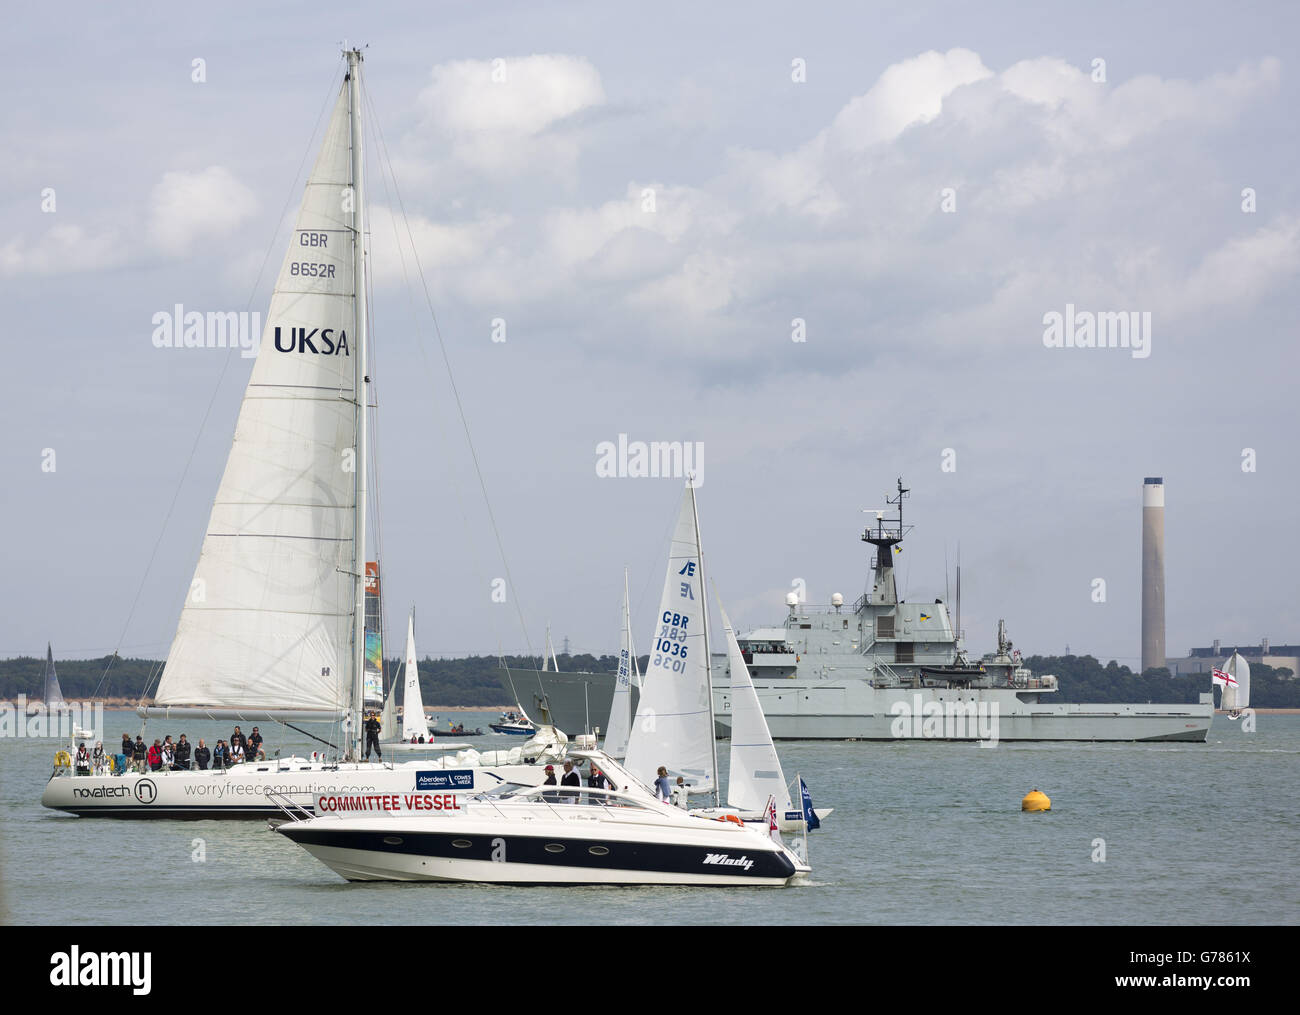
[560, 759, 581, 803]
[541, 764, 559, 802]
[363, 711, 382, 760]
[654, 766, 672, 802]
[194, 739, 211, 770]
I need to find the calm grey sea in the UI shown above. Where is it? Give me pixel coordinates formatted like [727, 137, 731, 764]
[3, 709, 1296, 925]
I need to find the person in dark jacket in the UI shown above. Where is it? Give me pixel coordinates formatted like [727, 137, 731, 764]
[175, 734, 192, 771]
[560, 759, 582, 803]
[230, 726, 246, 755]
[541, 764, 559, 802]
[134, 735, 148, 773]
[193, 739, 211, 771]
[587, 765, 610, 804]
[212, 740, 228, 769]
[121, 733, 135, 767]
[247, 727, 264, 761]
[363, 712, 382, 761]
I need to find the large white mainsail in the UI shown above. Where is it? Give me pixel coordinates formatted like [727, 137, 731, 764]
[150, 73, 362, 718]
[1214, 651, 1251, 716]
[624, 486, 716, 794]
[719, 601, 792, 816]
[603, 568, 641, 758]
[400, 612, 430, 741]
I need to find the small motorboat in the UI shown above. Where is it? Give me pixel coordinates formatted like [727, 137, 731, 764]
[274, 750, 810, 886]
[489, 711, 536, 736]
[431, 724, 483, 738]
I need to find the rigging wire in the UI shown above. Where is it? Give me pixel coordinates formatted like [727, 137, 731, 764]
[361, 80, 552, 712]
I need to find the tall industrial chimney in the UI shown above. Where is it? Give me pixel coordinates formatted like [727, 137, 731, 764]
[1141, 477, 1165, 673]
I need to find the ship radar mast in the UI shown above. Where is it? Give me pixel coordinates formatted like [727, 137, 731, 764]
[862, 477, 913, 606]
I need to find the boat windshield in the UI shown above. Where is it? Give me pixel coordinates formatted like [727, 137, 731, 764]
[474, 782, 533, 800]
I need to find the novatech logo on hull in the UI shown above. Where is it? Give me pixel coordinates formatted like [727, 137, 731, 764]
[703, 853, 754, 871]
[273, 326, 350, 355]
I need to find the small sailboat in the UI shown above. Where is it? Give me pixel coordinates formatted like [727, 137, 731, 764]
[602, 568, 641, 758]
[624, 485, 719, 798]
[541, 625, 561, 672]
[624, 485, 830, 832]
[1213, 651, 1251, 719]
[42, 643, 66, 713]
[383, 612, 454, 753]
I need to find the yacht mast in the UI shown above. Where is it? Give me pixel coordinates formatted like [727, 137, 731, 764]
[347, 48, 369, 761]
[689, 482, 720, 806]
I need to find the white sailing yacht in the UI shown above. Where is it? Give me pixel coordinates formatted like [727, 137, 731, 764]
[381, 612, 454, 754]
[624, 485, 719, 799]
[602, 568, 641, 758]
[42, 50, 566, 817]
[622, 484, 829, 832]
[1214, 651, 1251, 719]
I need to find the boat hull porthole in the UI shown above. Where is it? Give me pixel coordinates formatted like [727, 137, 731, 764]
[588, 845, 610, 856]
[382, 836, 403, 845]
[544, 843, 565, 854]
[452, 839, 472, 849]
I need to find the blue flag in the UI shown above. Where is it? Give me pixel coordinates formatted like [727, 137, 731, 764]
[799, 777, 820, 831]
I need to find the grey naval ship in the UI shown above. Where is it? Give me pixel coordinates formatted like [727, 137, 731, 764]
[710, 479, 1213, 743]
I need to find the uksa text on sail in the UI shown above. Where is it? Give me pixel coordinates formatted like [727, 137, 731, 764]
[273, 325, 350, 355]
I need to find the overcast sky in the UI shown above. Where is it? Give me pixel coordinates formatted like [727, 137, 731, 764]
[3, 1, 1297, 671]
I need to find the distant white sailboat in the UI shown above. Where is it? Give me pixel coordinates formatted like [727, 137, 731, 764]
[602, 568, 641, 758]
[542, 624, 561, 672]
[1213, 651, 1251, 719]
[42, 642, 66, 712]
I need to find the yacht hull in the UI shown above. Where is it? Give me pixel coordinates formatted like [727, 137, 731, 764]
[41, 760, 545, 819]
[279, 823, 797, 885]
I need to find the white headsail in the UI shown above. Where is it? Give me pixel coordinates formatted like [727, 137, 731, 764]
[624, 486, 715, 794]
[604, 568, 641, 758]
[1214, 651, 1251, 716]
[720, 601, 792, 816]
[400, 612, 430, 741]
[152, 77, 360, 716]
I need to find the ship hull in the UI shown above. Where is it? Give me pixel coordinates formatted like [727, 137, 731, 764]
[712, 682, 1213, 742]
[499, 668, 635, 736]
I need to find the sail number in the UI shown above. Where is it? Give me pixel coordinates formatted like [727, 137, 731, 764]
[653, 610, 690, 671]
[290, 262, 336, 278]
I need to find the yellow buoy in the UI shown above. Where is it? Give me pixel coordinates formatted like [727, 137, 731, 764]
[1021, 789, 1051, 812]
